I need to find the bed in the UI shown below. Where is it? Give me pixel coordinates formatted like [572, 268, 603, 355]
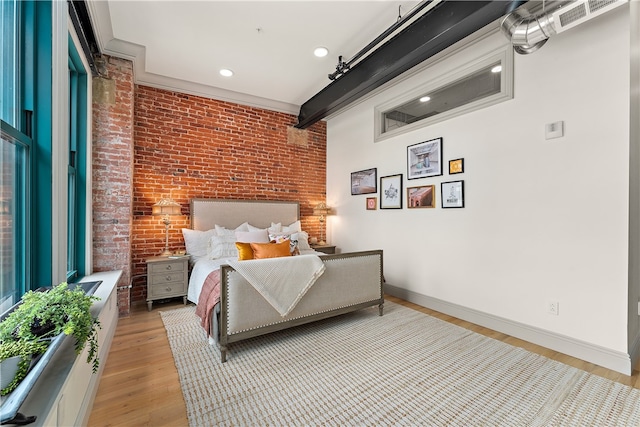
[185, 199, 384, 362]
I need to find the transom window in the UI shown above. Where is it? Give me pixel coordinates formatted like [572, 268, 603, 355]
[375, 47, 513, 141]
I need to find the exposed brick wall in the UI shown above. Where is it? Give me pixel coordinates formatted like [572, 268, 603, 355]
[92, 56, 134, 316]
[131, 86, 327, 305]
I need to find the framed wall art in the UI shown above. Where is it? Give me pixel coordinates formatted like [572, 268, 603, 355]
[441, 180, 464, 208]
[366, 197, 377, 210]
[449, 158, 464, 174]
[407, 137, 442, 180]
[351, 168, 377, 195]
[380, 174, 403, 209]
[407, 185, 436, 208]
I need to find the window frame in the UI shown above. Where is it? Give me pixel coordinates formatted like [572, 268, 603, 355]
[374, 46, 514, 142]
[0, 121, 30, 311]
[66, 33, 89, 283]
[1, 0, 91, 302]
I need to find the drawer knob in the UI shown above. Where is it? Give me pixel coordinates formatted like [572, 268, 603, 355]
[165, 287, 172, 292]
[166, 275, 172, 281]
[166, 265, 172, 270]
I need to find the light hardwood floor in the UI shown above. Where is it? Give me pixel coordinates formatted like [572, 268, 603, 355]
[88, 296, 640, 426]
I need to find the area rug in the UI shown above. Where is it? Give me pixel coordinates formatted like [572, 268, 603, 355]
[160, 302, 640, 426]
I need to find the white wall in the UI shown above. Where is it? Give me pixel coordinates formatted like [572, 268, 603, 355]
[326, 7, 633, 371]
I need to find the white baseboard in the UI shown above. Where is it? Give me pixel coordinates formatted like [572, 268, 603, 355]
[385, 284, 633, 376]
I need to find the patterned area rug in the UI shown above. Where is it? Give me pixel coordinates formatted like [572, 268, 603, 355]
[160, 302, 640, 426]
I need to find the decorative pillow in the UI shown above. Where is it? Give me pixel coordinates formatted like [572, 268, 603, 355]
[236, 230, 269, 243]
[250, 241, 291, 259]
[209, 234, 238, 259]
[208, 222, 249, 259]
[281, 220, 301, 233]
[247, 223, 281, 234]
[269, 233, 299, 255]
[235, 242, 255, 260]
[215, 222, 249, 236]
[295, 231, 312, 251]
[270, 222, 283, 233]
[182, 228, 215, 262]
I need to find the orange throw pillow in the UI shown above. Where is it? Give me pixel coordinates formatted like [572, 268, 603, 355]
[235, 242, 254, 260]
[250, 241, 291, 259]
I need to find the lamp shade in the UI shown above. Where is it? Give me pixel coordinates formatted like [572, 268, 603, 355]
[313, 203, 331, 217]
[152, 198, 182, 216]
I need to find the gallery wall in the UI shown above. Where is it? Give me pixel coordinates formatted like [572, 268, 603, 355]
[326, 7, 635, 372]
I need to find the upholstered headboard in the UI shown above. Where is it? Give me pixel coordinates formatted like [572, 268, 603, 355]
[190, 199, 300, 231]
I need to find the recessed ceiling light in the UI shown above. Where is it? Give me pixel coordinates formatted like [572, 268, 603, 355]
[314, 47, 329, 58]
[491, 65, 502, 73]
[219, 69, 234, 77]
[419, 96, 431, 102]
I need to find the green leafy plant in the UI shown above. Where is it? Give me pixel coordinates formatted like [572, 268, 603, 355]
[0, 282, 101, 375]
[0, 340, 48, 395]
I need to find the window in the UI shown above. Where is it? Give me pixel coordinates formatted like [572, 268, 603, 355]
[0, 124, 29, 312]
[67, 38, 88, 282]
[1, 0, 19, 127]
[375, 47, 513, 141]
[1, 0, 30, 310]
[1, 0, 90, 303]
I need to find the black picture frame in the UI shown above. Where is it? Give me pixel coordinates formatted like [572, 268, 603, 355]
[407, 137, 443, 180]
[380, 174, 403, 209]
[441, 180, 464, 208]
[351, 168, 377, 195]
[449, 158, 464, 174]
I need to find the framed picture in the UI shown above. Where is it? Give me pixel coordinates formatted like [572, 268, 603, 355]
[407, 185, 435, 208]
[441, 180, 464, 208]
[449, 158, 464, 174]
[407, 138, 442, 180]
[351, 168, 377, 195]
[366, 197, 377, 210]
[380, 174, 403, 209]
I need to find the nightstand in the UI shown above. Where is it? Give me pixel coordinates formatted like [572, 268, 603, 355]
[310, 244, 336, 255]
[146, 256, 188, 311]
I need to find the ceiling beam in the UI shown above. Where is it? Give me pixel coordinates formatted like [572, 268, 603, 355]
[296, 0, 527, 129]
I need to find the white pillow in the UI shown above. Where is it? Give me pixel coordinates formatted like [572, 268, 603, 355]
[247, 223, 281, 234]
[215, 222, 249, 236]
[270, 222, 283, 233]
[295, 231, 312, 251]
[209, 234, 238, 259]
[182, 228, 215, 262]
[236, 230, 269, 243]
[282, 220, 301, 233]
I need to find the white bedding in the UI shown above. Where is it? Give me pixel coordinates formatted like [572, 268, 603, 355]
[187, 257, 233, 303]
[186, 249, 324, 304]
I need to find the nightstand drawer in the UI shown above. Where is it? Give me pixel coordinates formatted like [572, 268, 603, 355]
[149, 261, 185, 274]
[146, 256, 189, 311]
[149, 272, 185, 285]
[149, 281, 187, 298]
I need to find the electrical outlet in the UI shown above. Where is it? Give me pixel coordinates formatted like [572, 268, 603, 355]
[547, 301, 559, 315]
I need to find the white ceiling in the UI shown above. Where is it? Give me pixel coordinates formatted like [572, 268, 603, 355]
[87, 1, 421, 115]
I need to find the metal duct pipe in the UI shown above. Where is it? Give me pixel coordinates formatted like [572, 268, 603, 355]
[500, 1, 572, 54]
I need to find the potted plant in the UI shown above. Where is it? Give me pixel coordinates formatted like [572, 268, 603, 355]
[0, 282, 101, 394]
[0, 340, 48, 395]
